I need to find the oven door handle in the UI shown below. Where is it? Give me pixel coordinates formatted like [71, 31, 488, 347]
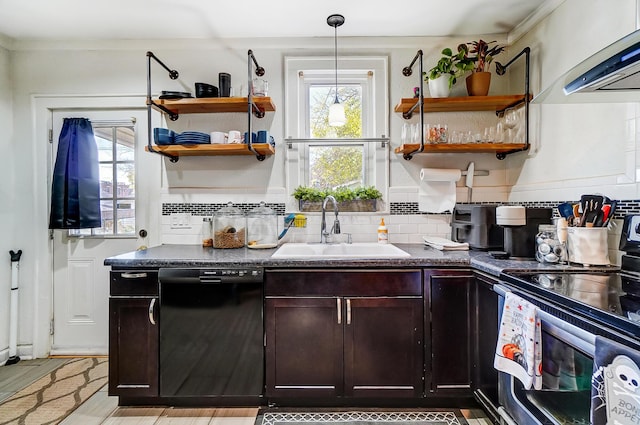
[494, 283, 596, 354]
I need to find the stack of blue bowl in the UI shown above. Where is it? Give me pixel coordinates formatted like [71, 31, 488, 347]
[154, 128, 176, 145]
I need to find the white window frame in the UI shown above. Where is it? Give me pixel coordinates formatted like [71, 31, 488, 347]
[284, 56, 389, 209]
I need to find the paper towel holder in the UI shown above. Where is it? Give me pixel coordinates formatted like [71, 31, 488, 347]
[461, 169, 489, 177]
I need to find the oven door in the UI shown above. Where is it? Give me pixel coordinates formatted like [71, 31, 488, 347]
[494, 284, 596, 425]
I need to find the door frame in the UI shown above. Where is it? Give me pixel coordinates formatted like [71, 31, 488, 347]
[32, 94, 160, 358]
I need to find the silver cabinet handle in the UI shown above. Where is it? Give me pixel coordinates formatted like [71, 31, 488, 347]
[337, 298, 342, 324]
[121, 272, 148, 279]
[148, 298, 156, 325]
[346, 298, 351, 325]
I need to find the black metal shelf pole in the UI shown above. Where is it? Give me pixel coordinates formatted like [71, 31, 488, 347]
[495, 46, 531, 160]
[401, 50, 424, 160]
[247, 49, 266, 161]
[146, 51, 179, 162]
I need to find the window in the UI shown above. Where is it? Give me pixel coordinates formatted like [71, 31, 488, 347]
[285, 56, 389, 199]
[309, 83, 363, 188]
[70, 121, 136, 236]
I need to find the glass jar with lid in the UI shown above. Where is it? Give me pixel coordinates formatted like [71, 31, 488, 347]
[246, 201, 278, 249]
[212, 202, 246, 249]
[201, 217, 213, 247]
[535, 224, 564, 264]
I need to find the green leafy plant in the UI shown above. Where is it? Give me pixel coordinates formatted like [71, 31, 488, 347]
[465, 39, 505, 72]
[292, 186, 382, 202]
[423, 46, 475, 89]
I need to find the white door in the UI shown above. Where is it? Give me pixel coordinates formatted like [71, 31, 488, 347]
[50, 108, 158, 355]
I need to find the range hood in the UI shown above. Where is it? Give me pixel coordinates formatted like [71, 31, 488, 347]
[534, 28, 640, 103]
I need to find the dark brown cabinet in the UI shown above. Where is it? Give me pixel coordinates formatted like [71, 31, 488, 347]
[425, 269, 475, 398]
[265, 269, 423, 400]
[108, 270, 159, 398]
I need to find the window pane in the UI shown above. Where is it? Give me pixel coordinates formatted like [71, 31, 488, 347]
[95, 130, 113, 162]
[99, 164, 113, 197]
[309, 145, 363, 188]
[96, 200, 115, 235]
[116, 163, 135, 197]
[115, 127, 135, 161]
[309, 85, 362, 138]
[116, 200, 136, 235]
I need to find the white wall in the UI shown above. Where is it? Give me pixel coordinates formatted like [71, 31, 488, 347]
[507, 0, 640, 202]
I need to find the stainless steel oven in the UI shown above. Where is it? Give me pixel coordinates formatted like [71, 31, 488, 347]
[494, 270, 640, 425]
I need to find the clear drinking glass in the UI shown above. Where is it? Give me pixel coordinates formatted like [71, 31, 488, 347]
[401, 123, 410, 144]
[505, 109, 518, 130]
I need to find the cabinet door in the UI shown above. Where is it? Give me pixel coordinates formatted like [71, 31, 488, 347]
[426, 271, 474, 396]
[108, 297, 158, 397]
[344, 297, 424, 398]
[265, 297, 343, 398]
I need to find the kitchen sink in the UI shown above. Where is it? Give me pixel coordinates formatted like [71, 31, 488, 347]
[271, 242, 411, 259]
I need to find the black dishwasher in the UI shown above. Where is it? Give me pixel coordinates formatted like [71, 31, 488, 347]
[158, 267, 264, 403]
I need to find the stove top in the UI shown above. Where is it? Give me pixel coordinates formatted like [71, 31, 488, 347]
[501, 268, 640, 339]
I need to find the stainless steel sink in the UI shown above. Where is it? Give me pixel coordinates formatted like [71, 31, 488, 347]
[271, 242, 411, 259]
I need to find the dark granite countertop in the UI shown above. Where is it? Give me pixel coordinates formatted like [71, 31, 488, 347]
[105, 243, 617, 277]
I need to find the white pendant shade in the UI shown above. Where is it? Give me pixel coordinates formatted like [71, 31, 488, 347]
[329, 101, 346, 127]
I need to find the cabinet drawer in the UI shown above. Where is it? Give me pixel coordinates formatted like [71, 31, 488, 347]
[265, 269, 422, 296]
[110, 270, 158, 296]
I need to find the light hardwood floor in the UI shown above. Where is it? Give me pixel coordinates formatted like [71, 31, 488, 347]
[1, 358, 492, 425]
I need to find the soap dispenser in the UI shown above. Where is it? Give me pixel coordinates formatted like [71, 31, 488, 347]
[377, 218, 388, 244]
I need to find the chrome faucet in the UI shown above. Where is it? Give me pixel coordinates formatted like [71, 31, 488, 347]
[320, 195, 341, 243]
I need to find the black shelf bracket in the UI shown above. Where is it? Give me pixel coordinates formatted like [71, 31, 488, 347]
[247, 49, 267, 161]
[146, 51, 179, 162]
[494, 46, 531, 160]
[401, 50, 425, 160]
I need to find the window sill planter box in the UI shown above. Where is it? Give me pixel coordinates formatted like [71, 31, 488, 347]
[298, 199, 378, 212]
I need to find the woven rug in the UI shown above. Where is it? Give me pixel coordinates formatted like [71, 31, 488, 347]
[256, 411, 468, 425]
[0, 357, 108, 425]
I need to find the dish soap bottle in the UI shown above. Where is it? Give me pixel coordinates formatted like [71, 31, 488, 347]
[377, 218, 388, 244]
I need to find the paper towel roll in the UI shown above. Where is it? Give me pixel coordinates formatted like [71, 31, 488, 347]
[418, 168, 462, 213]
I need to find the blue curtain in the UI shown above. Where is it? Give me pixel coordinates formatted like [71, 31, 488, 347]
[49, 118, 102, 229]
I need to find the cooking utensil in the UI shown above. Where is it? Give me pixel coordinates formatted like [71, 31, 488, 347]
[603, 200, 617, 226]
[579, 194, 604, 227]
[558, 202, 573, 219]
[465, 162, 474, 202]
[572, 203, 581, 226]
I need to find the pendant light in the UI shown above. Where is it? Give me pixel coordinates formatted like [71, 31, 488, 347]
[327, 14, 346, 127]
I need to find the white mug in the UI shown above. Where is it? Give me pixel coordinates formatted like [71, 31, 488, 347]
[210, 131, 227, 144]
[227, 130, 242, 144]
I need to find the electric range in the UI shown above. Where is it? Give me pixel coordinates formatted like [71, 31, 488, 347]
[500, 214, 640, 341]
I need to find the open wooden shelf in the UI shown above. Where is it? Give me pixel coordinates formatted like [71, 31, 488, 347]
[151, 97, 276, 115]
[394, 94, 531, 114]
[145, 143, 275, 157]
[394, 142, 528, 156]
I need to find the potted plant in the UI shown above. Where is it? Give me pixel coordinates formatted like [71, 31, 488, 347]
[292, 186, 382, 212]
[464, 39, 505, 96]
[424, 46, 474, 98]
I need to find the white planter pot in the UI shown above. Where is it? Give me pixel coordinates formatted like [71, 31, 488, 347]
[428, 75, 451, 98]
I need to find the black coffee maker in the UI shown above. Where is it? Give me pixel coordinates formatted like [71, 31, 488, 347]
[496, 206, 552, 259]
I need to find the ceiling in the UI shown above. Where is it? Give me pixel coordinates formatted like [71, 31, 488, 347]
[0, 0, 555, 41]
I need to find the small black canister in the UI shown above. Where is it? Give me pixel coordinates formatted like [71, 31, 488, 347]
[219, 72, 231, 97]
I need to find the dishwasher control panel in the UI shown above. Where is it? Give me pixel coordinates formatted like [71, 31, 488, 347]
[158, 267, 264, 284]
[200, 268, 263, 282]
